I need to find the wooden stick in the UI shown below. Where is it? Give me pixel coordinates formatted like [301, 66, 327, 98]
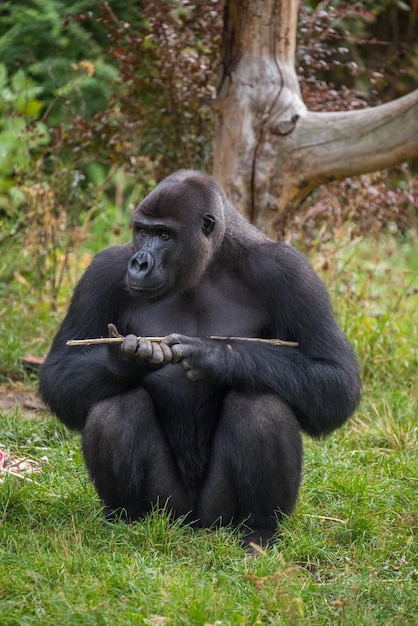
[66, 336, 299, 347]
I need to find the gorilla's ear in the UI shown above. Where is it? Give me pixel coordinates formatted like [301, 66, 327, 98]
[202, 213, 216, 236]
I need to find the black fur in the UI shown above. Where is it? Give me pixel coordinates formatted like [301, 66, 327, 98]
[40, 170, 361, 544]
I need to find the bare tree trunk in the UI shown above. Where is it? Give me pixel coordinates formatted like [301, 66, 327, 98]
[213, 0, 418, 237]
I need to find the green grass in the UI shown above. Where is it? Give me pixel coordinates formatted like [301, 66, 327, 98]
[0, 234, 417, 625]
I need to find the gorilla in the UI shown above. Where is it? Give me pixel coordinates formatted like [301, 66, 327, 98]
[40, 170, 361, 545]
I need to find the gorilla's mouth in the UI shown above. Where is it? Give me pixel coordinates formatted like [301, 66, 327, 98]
[126, 280, 167, 299]
[126, 281, 163, 292]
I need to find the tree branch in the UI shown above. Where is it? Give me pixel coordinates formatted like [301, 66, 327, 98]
[294, 89, 418, 185]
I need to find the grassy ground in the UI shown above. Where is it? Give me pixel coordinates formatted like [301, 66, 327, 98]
[0, 234, 417, 625]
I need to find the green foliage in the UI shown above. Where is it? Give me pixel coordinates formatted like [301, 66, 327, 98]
[0, 0, 221, 173]
[0, 0, 118, 123]
[0, 57, 105, 307]
[57, 1, 222, 180]
[0, 63, 49, 208]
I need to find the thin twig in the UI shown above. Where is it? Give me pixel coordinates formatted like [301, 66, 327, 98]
[66, 336, 299, 347]
[304, 514, 348, 524]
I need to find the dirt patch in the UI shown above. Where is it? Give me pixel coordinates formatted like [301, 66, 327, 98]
[0, 383, 47, 418]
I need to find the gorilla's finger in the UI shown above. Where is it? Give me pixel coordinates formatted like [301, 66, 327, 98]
[163, 333, 183, 347]
[159, 342, 173, 363]
[171, 343, 190, 364]
[149, 342, 165, 364]
[121, 334, 139, 354]
[108, 323, 123, 338]
[137, 338, 153, 359]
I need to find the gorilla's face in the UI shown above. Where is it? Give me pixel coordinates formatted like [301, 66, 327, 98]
[126, 217, 178, 298]
[126, 172, 221, 300]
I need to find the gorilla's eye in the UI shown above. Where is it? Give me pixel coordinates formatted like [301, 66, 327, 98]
[159, 231, 170, 241]
[137, 227, 148, 236]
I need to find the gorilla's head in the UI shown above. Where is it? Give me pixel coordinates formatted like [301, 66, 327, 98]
[126, 171, 227, 299]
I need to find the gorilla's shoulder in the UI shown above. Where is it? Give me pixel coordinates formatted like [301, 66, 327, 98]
[243, 239, 325, 302]
[248, 240, 312, 276]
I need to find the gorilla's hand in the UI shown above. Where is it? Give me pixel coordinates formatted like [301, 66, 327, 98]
[163, 334, 232, 381]
[107, 324, 173, 365]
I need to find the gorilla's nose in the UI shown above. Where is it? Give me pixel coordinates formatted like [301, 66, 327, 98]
[130, 251, 155, 276]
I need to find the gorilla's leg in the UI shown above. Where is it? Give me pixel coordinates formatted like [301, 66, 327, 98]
[82, 387, 192, 521]
[197, 392, 303, 545]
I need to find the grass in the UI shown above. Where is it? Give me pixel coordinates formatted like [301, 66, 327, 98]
[0, 233, 417, 625]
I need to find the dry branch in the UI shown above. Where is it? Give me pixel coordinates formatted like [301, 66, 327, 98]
[66, 336, 299, 347]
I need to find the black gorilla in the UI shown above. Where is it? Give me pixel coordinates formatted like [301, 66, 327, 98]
[40, 170, 361, 544]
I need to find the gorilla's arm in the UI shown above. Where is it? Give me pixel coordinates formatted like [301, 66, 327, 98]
[39, 247, 168, 431]
[165, 245, 361, 437]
